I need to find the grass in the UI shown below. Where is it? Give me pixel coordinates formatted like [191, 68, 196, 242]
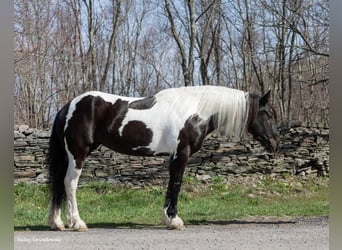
[14, 175, 328, 230]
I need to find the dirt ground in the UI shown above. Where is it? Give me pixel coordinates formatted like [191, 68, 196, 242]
[14, 216, 328, 250]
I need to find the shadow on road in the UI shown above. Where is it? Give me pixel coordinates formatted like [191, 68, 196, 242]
[15, 222, 163, 231]
[188, 219, 296, 226]
[15, 218, 301, 231]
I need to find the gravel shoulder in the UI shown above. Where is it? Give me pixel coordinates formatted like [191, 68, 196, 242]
[14, 216, 328, 250]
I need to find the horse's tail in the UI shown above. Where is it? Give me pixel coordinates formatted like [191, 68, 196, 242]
[48, 105, 69, 208]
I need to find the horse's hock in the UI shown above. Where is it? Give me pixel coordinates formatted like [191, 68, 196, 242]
[14, 122, 329, 187]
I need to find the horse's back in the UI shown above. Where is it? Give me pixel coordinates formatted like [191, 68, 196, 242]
[56, 87, 223, 156]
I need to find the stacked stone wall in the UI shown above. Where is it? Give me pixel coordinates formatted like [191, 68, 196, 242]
[14, 123, 329, 187]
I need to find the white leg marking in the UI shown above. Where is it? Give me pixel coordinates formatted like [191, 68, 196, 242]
[48, 199, 65, 230]
[162, 207, 184, 230]
[64, 141, 88, 231]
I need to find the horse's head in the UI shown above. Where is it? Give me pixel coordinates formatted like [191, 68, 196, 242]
[248, 90, 280, 153]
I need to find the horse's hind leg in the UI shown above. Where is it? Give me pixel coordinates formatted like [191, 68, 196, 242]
[64, 143, 88, 231]
[48, 199, 64, 230]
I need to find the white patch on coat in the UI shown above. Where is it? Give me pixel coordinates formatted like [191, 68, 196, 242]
[118, 105, 188, 154]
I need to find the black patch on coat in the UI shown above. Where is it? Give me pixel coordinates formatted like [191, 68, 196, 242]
[91, 97, 154, 156]
[177, 114, 213, 155]
[119, 120, 154, 155]
[64, 96, 132, 169]
[128, 96, 156, 110]
[103, 98, 129, 132]
[64, 95, 99, 168]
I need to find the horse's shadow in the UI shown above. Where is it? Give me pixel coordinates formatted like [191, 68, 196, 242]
[14, 219, 296, 231]
[14, 222, 162, 231]
[187, 219, 296, 226]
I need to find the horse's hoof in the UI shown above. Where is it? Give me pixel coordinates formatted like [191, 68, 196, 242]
[74, 226, 88, 232]
[162, 208, 185, 230]
[168, 215, 185, 230]
[50, 223, 65, 231]
[71, 220, 88, 232]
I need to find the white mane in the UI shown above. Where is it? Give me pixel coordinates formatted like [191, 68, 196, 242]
[155, 86, 249, 140]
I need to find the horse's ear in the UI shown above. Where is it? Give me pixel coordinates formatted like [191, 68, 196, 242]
[259, 90, 271, 106]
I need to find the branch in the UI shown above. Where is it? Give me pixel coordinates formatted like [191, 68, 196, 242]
[195, 0, 216, 23]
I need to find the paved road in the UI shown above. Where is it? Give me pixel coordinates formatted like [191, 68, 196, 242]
[14, 217, 328, 250]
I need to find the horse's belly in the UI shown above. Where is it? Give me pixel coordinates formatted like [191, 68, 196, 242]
[101, 121, 179, 156]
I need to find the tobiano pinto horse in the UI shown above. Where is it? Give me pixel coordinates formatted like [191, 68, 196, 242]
[47, 85, 280, 231]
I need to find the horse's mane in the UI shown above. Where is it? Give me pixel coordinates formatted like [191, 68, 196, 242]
[155, 86, 249, 140]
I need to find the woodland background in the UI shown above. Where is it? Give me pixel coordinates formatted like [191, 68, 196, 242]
[14, 0, 329, 128]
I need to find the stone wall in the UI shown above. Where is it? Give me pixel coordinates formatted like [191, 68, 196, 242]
[14, 123, 329, 187]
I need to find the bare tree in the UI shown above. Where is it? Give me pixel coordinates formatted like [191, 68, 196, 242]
[164, 0, 196, 86]
[99, 0, 122, 91]
[14, 0, 329, 128]
[196, 0, 220, 85]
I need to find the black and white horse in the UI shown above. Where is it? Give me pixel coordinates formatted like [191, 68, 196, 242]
[47, 85, 280, 231]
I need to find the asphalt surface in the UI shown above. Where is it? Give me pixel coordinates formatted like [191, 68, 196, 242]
[14, 216, 328, 250]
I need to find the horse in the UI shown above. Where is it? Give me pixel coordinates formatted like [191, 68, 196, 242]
[47, 85, 280, 231]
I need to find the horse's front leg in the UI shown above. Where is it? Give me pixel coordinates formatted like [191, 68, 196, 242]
[162, 148, 190, 230]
